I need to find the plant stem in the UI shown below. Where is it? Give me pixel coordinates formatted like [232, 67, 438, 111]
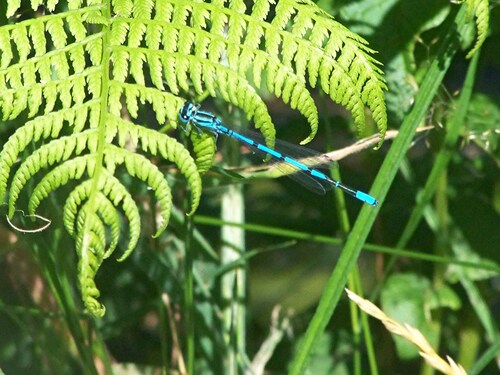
[220, 107, 247, 374]
[184, 211, 195, 374]
[220, 184, 246, 374]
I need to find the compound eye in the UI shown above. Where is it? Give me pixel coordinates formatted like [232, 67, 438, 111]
[179, 103, 192, 122]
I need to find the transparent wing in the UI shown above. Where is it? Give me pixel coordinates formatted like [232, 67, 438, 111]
[225, 127, 337, 194]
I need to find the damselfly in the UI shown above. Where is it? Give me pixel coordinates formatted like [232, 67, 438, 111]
[178, 102, 378, 206]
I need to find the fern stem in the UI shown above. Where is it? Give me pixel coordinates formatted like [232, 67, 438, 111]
[184, 210, 195, 375]
[289, 5, 469, 374]
[179, 111, 196, 374]
[89, 0, 110, 198]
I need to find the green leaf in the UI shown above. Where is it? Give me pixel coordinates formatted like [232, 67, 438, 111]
[426, 284, 462, 311]
[381, 273, 436, 360]
[464, 93, 500, 155]
[464, 0, 490, 58]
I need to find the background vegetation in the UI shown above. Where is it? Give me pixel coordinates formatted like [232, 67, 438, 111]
[0, 0, 499, 374]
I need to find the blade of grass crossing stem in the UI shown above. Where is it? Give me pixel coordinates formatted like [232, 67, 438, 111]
[289, 5, 469, 374]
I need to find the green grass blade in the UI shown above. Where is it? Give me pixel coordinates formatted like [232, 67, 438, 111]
[194, 215, 500, 273]
[468, 340, 500, 375]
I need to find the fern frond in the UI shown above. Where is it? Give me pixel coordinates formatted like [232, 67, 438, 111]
[103, 145, 174, 235]
[8, 131, 99, 215]
[0, 0, 386, 316]
[27, 157, 140, 261]
[29, 156, 95, 217]
[61, 174, 141, 261]
[91, 193, 121, 259]
[0, 104, 98, 200]
[190, 131, 217, 175]
[167, 0, 388, 144]
[106, 114, 202, 216]
[75, 205, 107, 317]
[464, 0, 489, 58]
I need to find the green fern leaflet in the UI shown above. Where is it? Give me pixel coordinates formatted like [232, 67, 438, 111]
[0, 0, 387, 316]
[464, 0, 490, 58]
